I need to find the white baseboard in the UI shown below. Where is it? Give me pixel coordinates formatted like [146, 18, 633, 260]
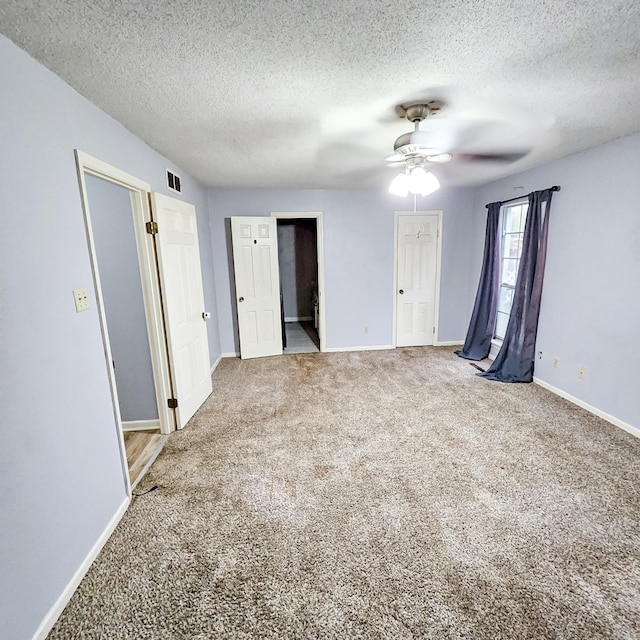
[122, 419, 160, 432]
[210, 354, 222, 376]
[324, 345, 395, 353]
[221, 352, 239, 359]
[32, 496, 130, 640]
[533, 377, 639, 440]
[284, 316, 313, 322]
[434, 340, 464, 347]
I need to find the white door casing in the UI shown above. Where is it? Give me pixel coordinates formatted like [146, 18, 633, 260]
[76, 151, 180, 495]
[231, 217, 283, 359]
[151, 193, 212, 428]
[395, 212, 441, 347]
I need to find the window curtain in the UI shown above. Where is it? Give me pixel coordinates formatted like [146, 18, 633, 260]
[455, 202, 501, 360]
[480, 188, 554, 382]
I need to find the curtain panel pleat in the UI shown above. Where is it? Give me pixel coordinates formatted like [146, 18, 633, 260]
[455, 202, 501, 360]
[480, 189, 554, 382]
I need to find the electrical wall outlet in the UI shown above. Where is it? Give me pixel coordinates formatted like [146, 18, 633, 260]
[363, 326, 369, 334]
[73, 288, 89, 312]
[578, 366, 586, 380]
[553, 357, 560, 368]
[537, 351, 543, 360]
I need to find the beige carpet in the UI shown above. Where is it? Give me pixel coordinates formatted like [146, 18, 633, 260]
[49, 347, 640, 639]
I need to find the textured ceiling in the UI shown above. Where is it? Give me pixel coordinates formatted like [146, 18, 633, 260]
[2, 1, 640, 189]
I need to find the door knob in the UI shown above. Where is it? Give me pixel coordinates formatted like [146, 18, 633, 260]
[239, 297, 244, 303]
[399, 289, 404, 295]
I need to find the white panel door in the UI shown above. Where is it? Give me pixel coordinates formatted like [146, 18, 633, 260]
[231, 217, 283, 359]
[396, 214, 440, 347]
[151, 193, 212, 428]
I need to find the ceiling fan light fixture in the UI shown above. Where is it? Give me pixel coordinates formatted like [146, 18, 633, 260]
[420, 169, 440, 196]
[408, 166, 427, 194]
[389, 171, 409, 197]
[408, 166, 440, 196]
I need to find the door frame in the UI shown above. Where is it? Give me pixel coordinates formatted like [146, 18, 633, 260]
[392, 210, 443, 348]
[74, 151, 175, 494]
[270, 211, 326, 353]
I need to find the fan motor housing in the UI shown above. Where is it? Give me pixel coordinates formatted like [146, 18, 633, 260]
[395, 100, 443, 120]
[404, 104, 430, 122]
[393, 132, 414, 151]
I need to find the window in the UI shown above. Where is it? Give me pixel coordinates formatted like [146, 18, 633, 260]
[494, 201, 528, 340]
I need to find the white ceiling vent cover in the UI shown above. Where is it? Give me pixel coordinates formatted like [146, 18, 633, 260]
[166, 169, 182, 194]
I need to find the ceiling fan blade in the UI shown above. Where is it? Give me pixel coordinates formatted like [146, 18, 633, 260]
[408, 130, 442, 149]
[425, 153, 453, 164]
[455, 150, 530, 163]
[426, 117, 538, 158]
[384, 153, 405, 163]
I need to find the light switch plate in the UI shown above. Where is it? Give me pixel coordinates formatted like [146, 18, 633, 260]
[73, 288, 89, 312]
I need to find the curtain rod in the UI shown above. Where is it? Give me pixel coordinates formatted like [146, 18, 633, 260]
[486, 185, 561, 209]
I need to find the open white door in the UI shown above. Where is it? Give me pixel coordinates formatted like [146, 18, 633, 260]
[151, 193, 212, 428]
[231, 217, 283, 359]
[395, 213, 441, 347]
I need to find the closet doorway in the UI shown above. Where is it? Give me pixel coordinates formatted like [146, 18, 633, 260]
[75, 151, 212, 491]
[84, 175, 162, 432]
[272, 212, 325, 354]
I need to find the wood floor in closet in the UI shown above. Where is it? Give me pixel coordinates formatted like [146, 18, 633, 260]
[123, 430, 166, 489]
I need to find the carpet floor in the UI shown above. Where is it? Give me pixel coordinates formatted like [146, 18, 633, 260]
[49, 347, 640, 639]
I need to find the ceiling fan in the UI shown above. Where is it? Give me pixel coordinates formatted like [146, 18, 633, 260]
[386, 101, 530, 196]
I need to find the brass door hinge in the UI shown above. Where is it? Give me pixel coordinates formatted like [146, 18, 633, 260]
[167, 398, 178, 409]
[146, 221, 158, 235]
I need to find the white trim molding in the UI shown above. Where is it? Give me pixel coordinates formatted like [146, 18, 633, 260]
[76, 151, 151, 192]
[324, 345, 395, 353]
[434, 340, 464, 347]
[533, 377, 640, 440]
[32, 497, 130, 640]
[122, 419, 160, 432]
[210, 354, 222, 376]
[221, 352, 240, 359]
[284, 316, 313, 323]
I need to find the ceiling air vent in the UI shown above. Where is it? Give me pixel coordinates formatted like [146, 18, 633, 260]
[166, 169, 182, 194]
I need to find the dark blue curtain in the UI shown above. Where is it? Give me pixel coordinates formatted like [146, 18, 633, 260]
[480, 189, 554, 382]
[455, 202, 501, 360]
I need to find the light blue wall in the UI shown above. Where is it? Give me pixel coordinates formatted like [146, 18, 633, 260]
[0, 35, 220, 640]
[85, 175, 158, 422]
[471, 133, 640, 429]
[207, 187, 475, 353]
